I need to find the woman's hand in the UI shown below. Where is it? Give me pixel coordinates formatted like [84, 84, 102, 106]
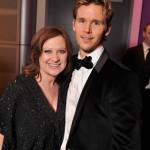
[0, 133, 4, 150]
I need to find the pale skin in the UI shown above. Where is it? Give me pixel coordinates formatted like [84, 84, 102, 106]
[143, 25, 150, 47]
[0, 134, 4, 149]
[0, 35, 68, 148]
[72, 4, 111, 59]
[36, 35, 68, 111]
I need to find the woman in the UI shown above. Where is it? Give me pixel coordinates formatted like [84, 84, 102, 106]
[0, 26, 72, 150]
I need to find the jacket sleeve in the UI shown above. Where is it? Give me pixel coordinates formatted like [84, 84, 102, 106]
[0, 79, 23, 138]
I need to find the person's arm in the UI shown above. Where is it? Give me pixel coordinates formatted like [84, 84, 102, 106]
[0, 133, 4, 150]
[0, 76, 23, 149]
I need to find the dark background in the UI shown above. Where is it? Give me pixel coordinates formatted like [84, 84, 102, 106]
[46, 0, 133, 61]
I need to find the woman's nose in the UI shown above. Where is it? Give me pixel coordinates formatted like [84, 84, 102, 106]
[51, 53, 60, 62]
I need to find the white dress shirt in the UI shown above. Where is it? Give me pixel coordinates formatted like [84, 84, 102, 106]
[143, 42, 150, 60]
[143, 42, 150, 88]
[60, 46, 104, 150]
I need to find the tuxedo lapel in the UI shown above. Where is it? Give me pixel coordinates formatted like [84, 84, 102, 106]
[136, 44, 145, 64]
[68, 50, 109, 140]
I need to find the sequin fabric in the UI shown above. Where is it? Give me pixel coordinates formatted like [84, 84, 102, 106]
[0, 74, 65, 150]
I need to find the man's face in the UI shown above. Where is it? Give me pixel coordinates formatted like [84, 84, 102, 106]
[143, 25, 150, 47]
[72, 4, 110, 58]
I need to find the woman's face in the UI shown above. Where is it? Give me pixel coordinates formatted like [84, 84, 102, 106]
[39, 35, 68, 79]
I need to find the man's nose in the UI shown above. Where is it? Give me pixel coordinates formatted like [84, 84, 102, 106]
[84, 23, 92, 33]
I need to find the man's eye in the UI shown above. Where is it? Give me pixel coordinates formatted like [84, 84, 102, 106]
[94, 21, 100, 25]
[93, 21, 105, 26]
[77, 18, 85, 23]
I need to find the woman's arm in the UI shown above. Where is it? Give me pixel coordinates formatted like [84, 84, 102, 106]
[0, 133, 4, 150]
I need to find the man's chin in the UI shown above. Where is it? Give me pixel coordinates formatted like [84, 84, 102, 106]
[79, 46, 97, 53]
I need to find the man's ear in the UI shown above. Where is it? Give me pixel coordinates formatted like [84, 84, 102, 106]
[143, 31, 146, 39]
[105, 26, 111, 37]
[72, 19, 75, 32]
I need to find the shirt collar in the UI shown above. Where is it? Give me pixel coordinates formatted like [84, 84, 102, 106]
[143, 42, 150, 53]
[77, 45, 104, 67]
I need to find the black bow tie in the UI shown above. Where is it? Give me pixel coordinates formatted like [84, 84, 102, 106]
[73, 56, 93, 70]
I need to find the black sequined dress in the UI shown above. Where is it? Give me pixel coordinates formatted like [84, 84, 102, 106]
[0, 74, 65, 150]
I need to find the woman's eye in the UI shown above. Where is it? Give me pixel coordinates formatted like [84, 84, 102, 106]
[43, 50, 52, 54]
[58, 49, 66, 54]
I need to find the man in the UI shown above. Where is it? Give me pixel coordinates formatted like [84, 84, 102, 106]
[123, 22, 150, 150]
[123, 22, 150, 89]
[61, 0, 142, 150]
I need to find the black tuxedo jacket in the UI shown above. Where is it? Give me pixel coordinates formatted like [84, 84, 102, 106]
[123, 44, 150, 150]
[123, 44, 145, 68]
[123, 44, 147, 88]
[62, 50, 142, 150]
